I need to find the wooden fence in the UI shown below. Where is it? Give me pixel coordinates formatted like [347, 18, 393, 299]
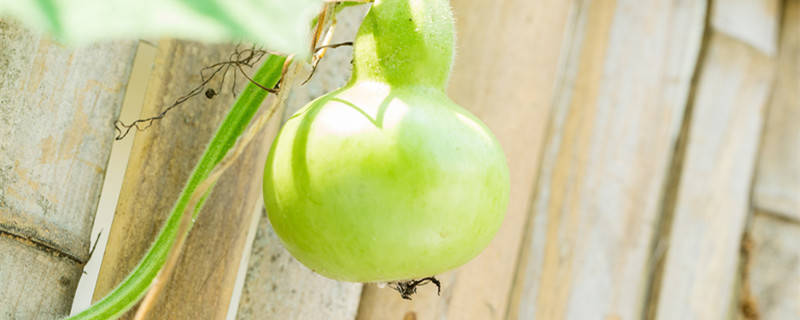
[0, 0, 797, 319]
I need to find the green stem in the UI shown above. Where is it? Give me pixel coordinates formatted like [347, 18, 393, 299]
[350, 0, 455, 89]
[67, 54, 287, 320]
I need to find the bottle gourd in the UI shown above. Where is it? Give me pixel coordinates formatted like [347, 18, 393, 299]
[263, 0, 509, 282]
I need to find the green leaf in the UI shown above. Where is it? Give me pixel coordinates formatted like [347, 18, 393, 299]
[1, 0, 322, 55]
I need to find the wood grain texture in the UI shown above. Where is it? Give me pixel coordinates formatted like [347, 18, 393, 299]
[753, 0, 800, 220]
[235, 6, 367, 319]
[356, 0, 572, 319]
[0, 19, 135, 318]
[745, 3, 800, 318]
[508, 1, 707, 319]
[92, 39, 282, 319]
[747, 212, 800, 320]
[653, 1, 779, 318]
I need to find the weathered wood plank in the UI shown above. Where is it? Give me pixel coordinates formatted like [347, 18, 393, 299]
[508, 1, 707, 319]
[356, 0, 572, 319]
[711, 0, 780, 55]
[653, 1, 778, 318]
[753, 0, 800, 220]
[234, 6, 367, 319]
[0, 19, 136, 318]
[92, 39, 281, 318]
[746, 212, 800, 320]
[743, 3, 800, 319]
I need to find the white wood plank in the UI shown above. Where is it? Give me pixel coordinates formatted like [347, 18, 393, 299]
[654, 4, 778, 317]
[745, 3, 800, 319]
[752, 0, 800, 220]
[711, 0, 780, 55]
[510, 0, 707, 319]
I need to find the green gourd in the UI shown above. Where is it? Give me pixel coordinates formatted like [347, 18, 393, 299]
[262, 0, 509, 282]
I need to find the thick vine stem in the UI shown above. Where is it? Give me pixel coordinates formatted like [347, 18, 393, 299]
[66, 54, 287, 320]
[133, 60, 309, 318]
[69, 3, 348, 318]
[131, 57, 305, 320]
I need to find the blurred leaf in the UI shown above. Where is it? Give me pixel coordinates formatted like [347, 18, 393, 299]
[1, 0, 322, 55]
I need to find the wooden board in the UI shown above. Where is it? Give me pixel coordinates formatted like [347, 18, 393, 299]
[710, 0, 780, 55]
[752, 0, 800, 220]
[505, 1, 707, 319]
[746, 212, 800, 320]
[0, 19, 135, 318]
[653, 0, 778, 318]
[234, 6, 367, 319]
[744, 3, 800, 319]
[356, 0, 572, 319]
[92, 39, 281, 318]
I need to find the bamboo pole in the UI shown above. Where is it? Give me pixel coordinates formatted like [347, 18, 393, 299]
[0, 20, 135, 318]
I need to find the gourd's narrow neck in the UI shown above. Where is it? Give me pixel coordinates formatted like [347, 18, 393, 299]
[350, 0, 455, 90]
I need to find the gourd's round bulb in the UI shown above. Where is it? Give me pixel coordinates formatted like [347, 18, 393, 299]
[263, 0, 509, 282]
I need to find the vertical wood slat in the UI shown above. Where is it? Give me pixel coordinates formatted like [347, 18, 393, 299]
[507, 0, 707, 319]
[70, 41, 158, 315]
[653, 0, 779, 319]
[752, 0, 800, 221]
[0, 20, 136, 318]
[235, 6, 367, 319]
[356, 0, 572, 319]
[92, 40, 281, 318]
[746, 1, 800, 319]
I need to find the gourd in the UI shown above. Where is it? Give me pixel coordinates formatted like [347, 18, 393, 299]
[262, 0, 509, 282]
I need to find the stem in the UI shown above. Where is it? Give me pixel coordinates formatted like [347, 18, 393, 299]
[66, 54, 287, 320]
[132, 57, 302, 320]
[350, 0, 455, 89]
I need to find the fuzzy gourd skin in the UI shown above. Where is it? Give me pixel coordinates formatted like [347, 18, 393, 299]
[263, 0, 509, 282]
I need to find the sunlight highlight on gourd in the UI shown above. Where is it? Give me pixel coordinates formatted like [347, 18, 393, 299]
[262, 0, 509, 283]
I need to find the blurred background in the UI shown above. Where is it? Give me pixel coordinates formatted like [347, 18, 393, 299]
[0, 0, 797, 319]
